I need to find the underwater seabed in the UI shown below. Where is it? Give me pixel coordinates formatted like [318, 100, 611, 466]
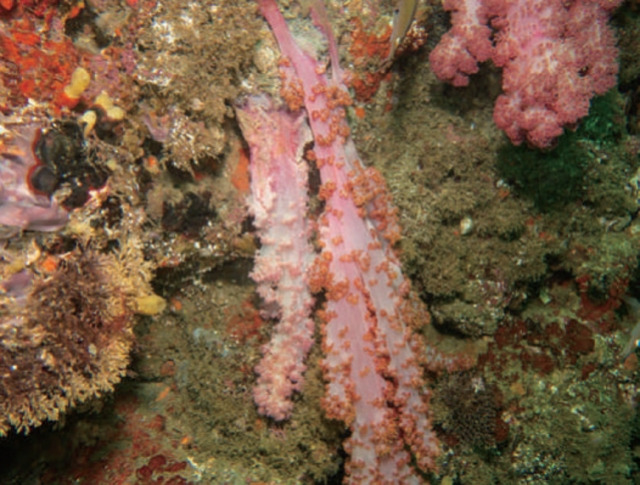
[1, 0, 640, 483]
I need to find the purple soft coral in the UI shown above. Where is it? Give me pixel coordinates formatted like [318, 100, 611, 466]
[0, 119, 68, 235]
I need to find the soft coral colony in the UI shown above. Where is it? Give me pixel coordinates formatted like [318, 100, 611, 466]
[429, 0, 623, 148]
[240, 1, 440, 482]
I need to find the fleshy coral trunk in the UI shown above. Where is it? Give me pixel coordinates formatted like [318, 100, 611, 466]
[237, 96, 315, 421]
[257, 0, 439, 482]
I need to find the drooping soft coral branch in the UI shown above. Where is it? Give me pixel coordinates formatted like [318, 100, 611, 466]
[237, 96, 315, 421]
[255, 0, 440, 481]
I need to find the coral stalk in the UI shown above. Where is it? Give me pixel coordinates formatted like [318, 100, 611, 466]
[256, 0, 439, 481]
[237, 96, 315, 421]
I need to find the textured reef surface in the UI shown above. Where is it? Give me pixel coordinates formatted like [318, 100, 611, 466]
[1, 0, 640, 484]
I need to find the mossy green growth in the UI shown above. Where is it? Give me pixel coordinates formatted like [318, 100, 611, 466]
[497, 90, 625, 212]
[578, 89, 625, 146]
[497, 134, 587, 211]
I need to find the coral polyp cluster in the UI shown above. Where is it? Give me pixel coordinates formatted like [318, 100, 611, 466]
[0, 244, 154, 435]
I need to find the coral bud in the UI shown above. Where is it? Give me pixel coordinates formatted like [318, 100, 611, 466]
[135, 294, 167, 315]
[57, 67, 92, 109]
[95, 91, 125, 121]
[64, 67, 91, 99]
[80, 109, 97, 137]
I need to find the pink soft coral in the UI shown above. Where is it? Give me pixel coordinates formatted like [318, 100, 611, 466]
[429, 0, 623, 148]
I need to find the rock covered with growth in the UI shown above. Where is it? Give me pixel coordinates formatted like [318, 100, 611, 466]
[0, 242, 161, 435]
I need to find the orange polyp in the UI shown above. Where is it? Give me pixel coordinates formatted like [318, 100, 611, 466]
[39, 254, 58, 273]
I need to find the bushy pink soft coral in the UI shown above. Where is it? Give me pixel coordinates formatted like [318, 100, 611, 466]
[429, 0, 623, 148]
[428, 0, 493, 87]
